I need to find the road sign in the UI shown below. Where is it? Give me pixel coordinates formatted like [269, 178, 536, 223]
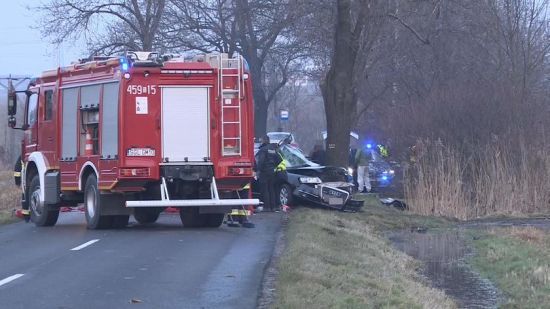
[280, 109, 289, 121]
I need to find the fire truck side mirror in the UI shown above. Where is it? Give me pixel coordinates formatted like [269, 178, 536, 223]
[7, 90, 17, 116]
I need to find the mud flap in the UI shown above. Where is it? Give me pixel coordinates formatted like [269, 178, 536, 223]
[100, 193, 133, 215]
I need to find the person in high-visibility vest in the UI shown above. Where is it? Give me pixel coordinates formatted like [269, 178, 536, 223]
[377, 144, 389, 158]
[255, 135, 283, 211]
[13, 156, 30, 222]
[14, 156, 22, 186]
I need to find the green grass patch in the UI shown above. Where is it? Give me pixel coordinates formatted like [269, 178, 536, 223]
[274, 201, 456, 308]
[470, 228, 550, 308]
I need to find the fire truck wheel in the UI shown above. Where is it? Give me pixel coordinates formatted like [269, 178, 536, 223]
[134, 208, 160, 224]
[84, 174, 113, 229]
[204, 214, 225, 228]
[179, 207, 207, 228]
[111, 215, 130, 228]
[29, 175, 59, 227]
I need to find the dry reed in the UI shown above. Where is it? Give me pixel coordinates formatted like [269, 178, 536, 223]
[404, 139, 550, 220]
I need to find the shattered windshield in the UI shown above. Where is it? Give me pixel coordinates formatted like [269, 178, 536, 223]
[279, 145, 319, 168]
[268, 132, 291, 142]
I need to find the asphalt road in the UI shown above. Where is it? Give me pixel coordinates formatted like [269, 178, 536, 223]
[0, 211, 282, 309]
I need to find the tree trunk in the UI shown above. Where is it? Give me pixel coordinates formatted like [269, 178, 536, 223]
[322, 0, 359, 167]
[247, 55, 269, 137]
[254, 94, 269, 137]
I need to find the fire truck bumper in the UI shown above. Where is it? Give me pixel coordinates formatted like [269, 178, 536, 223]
[125, 198, 260, 207]
[126, 177, 260, 208]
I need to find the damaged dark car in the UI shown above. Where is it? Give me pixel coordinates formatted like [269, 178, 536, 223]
[254, 144, 363, 211]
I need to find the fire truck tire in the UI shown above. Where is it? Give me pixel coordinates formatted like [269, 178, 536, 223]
[179, 207, 207, 228]
[204, 214, 225, 228]
[134, 208, 160, 224]
[84, 174, 113, 229]
[111, 215, 130, 228]
[29, 175, 59, 227]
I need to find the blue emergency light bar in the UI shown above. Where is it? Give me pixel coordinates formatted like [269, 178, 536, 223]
[120, 57, 130, 71]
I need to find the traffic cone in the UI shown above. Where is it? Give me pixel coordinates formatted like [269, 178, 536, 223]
[85, 131, 94, 156]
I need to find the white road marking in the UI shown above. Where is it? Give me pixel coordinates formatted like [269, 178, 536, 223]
[70, 239, 100, 251]
[0, 274, 24, 287]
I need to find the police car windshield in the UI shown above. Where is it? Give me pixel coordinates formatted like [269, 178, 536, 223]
[267, 133, 291, 142]
[279, 145, 319, 168]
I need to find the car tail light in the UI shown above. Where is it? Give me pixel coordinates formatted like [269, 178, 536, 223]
[120, 168, 150, 177]
[228, 167, 252, 176]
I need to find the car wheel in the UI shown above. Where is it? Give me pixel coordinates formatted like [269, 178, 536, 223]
[84, 174, 113, 229]
[278, 183, 293, 206]
[29, 175, 59, 227]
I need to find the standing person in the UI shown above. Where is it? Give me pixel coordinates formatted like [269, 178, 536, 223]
[255, 135, 282, 211]
[355, 144, 372, 193]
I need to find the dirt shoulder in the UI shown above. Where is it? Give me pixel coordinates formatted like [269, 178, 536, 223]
[0, 170, 21, 225]
[272, 200, 456, 308]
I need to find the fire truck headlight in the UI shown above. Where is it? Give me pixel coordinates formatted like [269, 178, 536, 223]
[243, 73, 249, 80]
[123, 73, 131, 79]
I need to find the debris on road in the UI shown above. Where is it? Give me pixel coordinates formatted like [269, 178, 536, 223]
[380, 198, 408, 211]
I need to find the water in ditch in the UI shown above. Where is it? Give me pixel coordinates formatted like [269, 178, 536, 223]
[389, 229, 502, 308]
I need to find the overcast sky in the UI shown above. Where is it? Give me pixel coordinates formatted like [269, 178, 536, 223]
[0, 1, 82, 76]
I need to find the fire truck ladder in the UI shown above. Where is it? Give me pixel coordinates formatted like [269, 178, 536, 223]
[218, 54, 244, 156]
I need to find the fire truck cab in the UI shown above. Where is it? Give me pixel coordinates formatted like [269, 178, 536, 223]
[7, 51, 258, 229]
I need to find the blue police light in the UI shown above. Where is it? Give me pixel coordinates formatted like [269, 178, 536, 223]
[381, 175, 388, 181]
[366, 143, 373, 149]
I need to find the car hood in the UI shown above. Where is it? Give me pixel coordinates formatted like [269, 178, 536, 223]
[369, 161, 391, 174]
[287, 165, 349, 182]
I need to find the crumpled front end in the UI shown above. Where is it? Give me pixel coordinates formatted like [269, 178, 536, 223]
[294, 181, 362, 211]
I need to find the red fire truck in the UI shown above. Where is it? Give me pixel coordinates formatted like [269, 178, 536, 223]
[7, 51, 259, 229]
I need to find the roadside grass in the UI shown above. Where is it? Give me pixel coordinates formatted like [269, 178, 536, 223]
[0, 170, 20, 225]
[470, 227, 550, 308]
[274, 199, 456, 309]
[352, 194, 453, 231]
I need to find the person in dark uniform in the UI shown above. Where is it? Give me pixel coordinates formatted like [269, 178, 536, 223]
[310, 144, 326, 165]
[255, 135, 282, 211]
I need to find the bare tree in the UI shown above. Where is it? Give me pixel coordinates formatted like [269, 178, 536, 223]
[165, 0, 307, 136]
[36, 0, 167, 55]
